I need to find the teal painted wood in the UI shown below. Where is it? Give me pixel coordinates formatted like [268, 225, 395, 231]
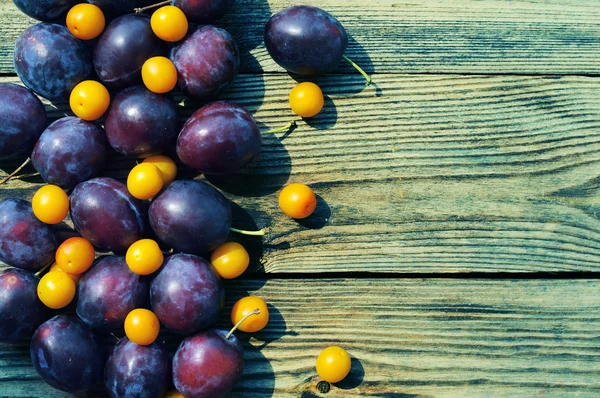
[1, 0, 600, 75]
[1, 73, 599, 274]
[2, 279, 600, 397]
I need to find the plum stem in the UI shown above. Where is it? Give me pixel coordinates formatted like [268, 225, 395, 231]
[135, 0, 172, 13]
[0, 157, 31, 185]
[343, 55, 372, 85]
[110, 333, 122, 342]
[226, 309, 260, 339]
[7, 172, 40, 181]
[262, 120, 297, 135]
[230, 227, 266, 236]
[34, 262, 53, 278]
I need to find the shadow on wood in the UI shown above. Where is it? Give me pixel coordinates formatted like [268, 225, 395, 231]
[232, 343, 276, 397]
[337, 354, 365, 390]
[303, 95, 338, 131]
[204, 132, 292, 197]
[227, 201, 267, 276]
[295, 194, 331, 230]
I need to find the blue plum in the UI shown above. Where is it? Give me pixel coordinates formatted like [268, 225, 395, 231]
[0, 198, 57, 271]
[30, 315, 103, 393]
[70, 177, 146, 253]
[150, 254, 224, 334]
[265, 5, 348, 75]
[104, 86, 179, 158]
[170, 25, 239, 100]
[149, 180, 231, 254]
[0, 268, 47, 341]
[173, 329, 243, 398]
[77, 256, 148, 331]
[94, 14, 167, 90]
[0, 83, 47, 160]
[173, 0, 235, 24]
[14, 23, 92, 101]
[177, 101, 260, 174]
[105, 338, 171, 398]
[31, 117, 107, 190]
[12, 0, 79, 22]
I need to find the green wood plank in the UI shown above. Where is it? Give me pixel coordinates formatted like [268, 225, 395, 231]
[2, 279, 600, 397]
[1, 74, 599, 273]
[1, 0, 600, 75]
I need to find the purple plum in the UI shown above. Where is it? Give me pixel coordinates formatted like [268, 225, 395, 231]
[14, 23, 92, 101]
[104, 86, 179, 158]
[265, 5, 348, 75]
[0, 83, 46, 160]
[148, 180, 232, 254]
[0, 268, 47, 341]
[173, 0, 235, 24]
[104, 338, 171, 398]
[70, 177, 146, 253]
[93, 14, 167, 90]
[30, 315, 103, 393]
[170, 25, 239, 100]
[150, 254, 224, 334]
[77, 256, 148, 331]
[177, 101, 260, 174]
[12, 0, 79, 22]
[31, 117, 107, 190]
[173, 329, 244, 398]
[89, 0, 158, 19]
[0, 198, 57, 271]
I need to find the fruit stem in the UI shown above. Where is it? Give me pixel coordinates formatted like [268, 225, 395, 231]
[262, 120, 297, 135]
[0, 157, 31, 185]
[7, 172, 40, 181]
[134, 0, 172, 13]
[226, 308, 260, 339]
[343, 55, 372, 85]
[34, 262, 53, 278]
[111, 333, 122, 342]
[230, 227, 266, 236]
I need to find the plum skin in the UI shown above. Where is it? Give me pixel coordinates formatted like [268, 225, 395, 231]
[264, 5, 348, 75]
[93, 14, 167, 90]
[0, 83, 47, 160]
[14, 23, 92, 101]
[70, 177, 146, 253]
[176, 101, 261, 174]
[173, 329, 244, 398]
[89, 0, 158, 18]
[12, 0, 79, 22]
[104, 86, 179, 158]
[31, 117, 107, 190]
[148, 180, 232, 255]
[150, 254, 224, 335]
[0, 198, 57, 271]
[30, 315, 103, 393]
[77, 256, 148, 331]
[0, 268, 47, 341]
[170, 25, 239, 100]
[173, 0, 235, 24]
[104, 338, 171, 398]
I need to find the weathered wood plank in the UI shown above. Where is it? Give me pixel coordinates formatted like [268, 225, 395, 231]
[1, 73, 599, 273]
[2, 278, 600, 397]
[1, 0, 600, 75]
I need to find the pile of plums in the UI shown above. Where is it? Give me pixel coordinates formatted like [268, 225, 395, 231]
[0, 0, 364, 396]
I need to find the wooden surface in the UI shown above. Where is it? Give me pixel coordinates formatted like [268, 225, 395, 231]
[3, 279, 600, 397]
[1, 0, 600, 396]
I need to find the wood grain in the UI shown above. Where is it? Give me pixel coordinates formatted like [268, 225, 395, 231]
[2, 0, 600, 75]
[2, 278, 600, 397]
[0, 73, 599, 273]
